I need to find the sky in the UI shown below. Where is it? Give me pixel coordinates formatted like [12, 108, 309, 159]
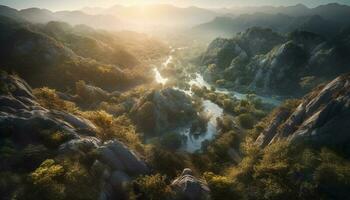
[1, 0, 350, 11]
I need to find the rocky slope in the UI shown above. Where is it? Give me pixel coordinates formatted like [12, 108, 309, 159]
[255, 73, 350, 154]
[0, 71, 149, 199]
[201, 27, 350, 96]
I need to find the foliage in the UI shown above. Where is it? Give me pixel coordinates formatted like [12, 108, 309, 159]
[38, 130, 71, 149]
[204, 172, 241, 200]
[237, 113, 255, 129]
[146, 147, 192, 178]
[26, 159, 100, 200]
[82, 111, 144, 153]
[33, 87, 77, 113]
[134, 174, 174, 200]
[205, 131, 240, 167]
[159, 132, 186, 150]
[217, 139, 350, 200]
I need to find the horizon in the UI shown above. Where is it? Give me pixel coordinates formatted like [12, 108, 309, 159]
[1, 0, 350, 11]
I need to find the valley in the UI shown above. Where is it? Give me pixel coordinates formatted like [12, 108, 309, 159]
[0, 2, 350, 200]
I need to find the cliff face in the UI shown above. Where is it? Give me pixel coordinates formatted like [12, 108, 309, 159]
[256, 73, 350, 153]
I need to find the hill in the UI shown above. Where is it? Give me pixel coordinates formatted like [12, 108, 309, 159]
[200, 27, 350, 96]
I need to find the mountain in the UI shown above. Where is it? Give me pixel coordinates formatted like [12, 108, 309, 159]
[226, 4, 309, 16]
[82, 4, 218, 27]
[0, 16, 167, 90]
[228, 3, 350, 23]
[200, 27, 350, 96]
[192, 3, 350, 39]
[193, 12, 341, 38]
[0, 5, 124, 30]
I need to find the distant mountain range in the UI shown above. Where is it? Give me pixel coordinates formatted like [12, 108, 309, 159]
[193, 3, 350, 38]
[1, 3, 350, 36]
[0, 5, 124, 30]
[82, 4, 218, 27]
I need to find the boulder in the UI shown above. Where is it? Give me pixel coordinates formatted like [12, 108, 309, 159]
[97, 140, 149, 175]
[171, 168, 211, 200]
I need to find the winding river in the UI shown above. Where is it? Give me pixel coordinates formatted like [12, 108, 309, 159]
[153, 48, 281, 152]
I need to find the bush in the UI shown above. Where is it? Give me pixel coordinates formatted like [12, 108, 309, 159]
[134, 174, 174, 200]
[27, 159, 100, 200]
[204, 172, 241, 200]
[33, 87, 77, 113]
[146, 147, 191, 178]
[160, 132, 186, 150]
[82, 111, 143, 153]
[237, 113, 255, 129]
[206, 131, 240, 165]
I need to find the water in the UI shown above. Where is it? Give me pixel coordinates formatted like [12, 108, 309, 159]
[179, 100, 223, 153]
[189, 73, 281, 106]
[153, 48, 280, 152]
[153, 68, 168, 85]
[153, 65, 224, 152]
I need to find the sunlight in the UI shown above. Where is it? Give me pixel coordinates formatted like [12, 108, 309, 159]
[153, 68, 168, 85]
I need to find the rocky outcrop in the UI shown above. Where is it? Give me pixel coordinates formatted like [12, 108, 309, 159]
[256, 73, 350, 151]
[0, 71, 149, 199]
[131, 88, 197, 135]
[171, 168, 211, 200]
[201, 28, 350, 96]
[0, 71, 91, 141]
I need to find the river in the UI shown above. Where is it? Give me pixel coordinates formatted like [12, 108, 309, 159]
[153, 48, 280, 152]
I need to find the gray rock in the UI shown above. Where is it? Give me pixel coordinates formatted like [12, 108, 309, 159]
[98, 140, 149, 175]
[171, 168, 211, 200]
[256, 74, 350, 149]
[0, 72, 150, 200]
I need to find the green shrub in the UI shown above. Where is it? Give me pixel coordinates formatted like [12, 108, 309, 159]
[146, 147, 191, 178]
[82, 111, 143, 153]
[160, 133, 186, 150]
[27, 159, 100, 200]
[206, 131, 240, 164]
[204, 172, 241, 200]
[237, 113, 255, 129]
[134, 174, 174, 200]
